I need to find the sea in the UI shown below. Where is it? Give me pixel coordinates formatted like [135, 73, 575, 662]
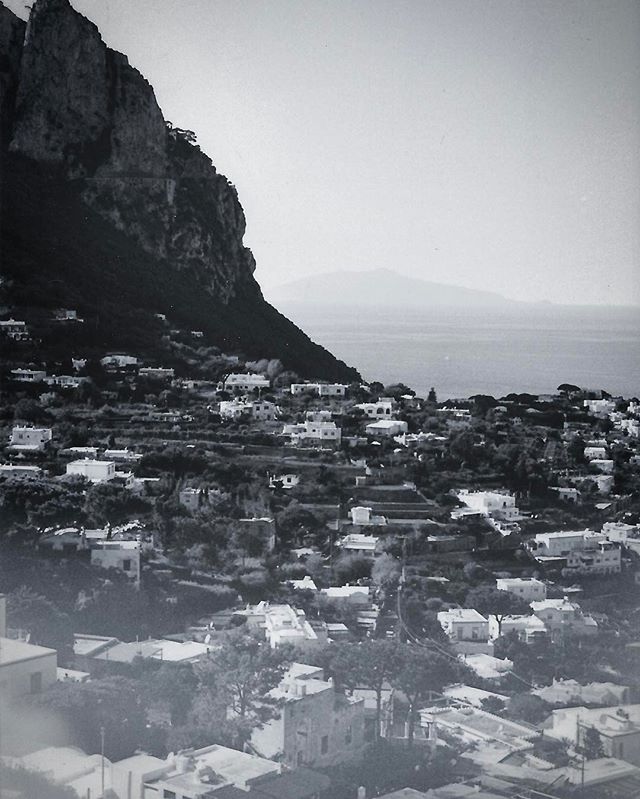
[278, 303, 640, 401]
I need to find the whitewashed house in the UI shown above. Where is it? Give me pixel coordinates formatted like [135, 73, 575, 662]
[66, 459, 115, 483]
[9, 426, 52, 452]
[437, 609, 490, 642]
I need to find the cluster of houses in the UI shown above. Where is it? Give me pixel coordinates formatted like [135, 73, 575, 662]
[3, 329, 640, 797]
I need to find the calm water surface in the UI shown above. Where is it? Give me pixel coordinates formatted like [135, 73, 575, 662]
[280, 304, 640, 400]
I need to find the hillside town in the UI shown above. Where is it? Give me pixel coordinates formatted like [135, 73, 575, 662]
[1, 313, 640, 799]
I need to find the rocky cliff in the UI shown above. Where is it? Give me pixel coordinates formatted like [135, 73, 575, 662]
[0, 0, 359, 381]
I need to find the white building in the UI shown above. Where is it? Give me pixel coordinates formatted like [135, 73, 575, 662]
[250, 399, 278, 421]
[355, 399, 395, 418]
[437, 609, 489, 642]
[456, 489, 521, 521]
[0, 318, 29, 340]
[349, 506, 387, 526]
[250, 663, 366, 769]
[488, 614, 547, 643]
[0, 464, 43, 479]
[10, 368, 47, 382]
[549, 486, 581, 503]
[237, 603, 328, 652]
[103, 448, 142, 463]
[47, 375, 89, 389]
[585, 445, 608, 461]
[5, 744, 293, 799]
[66, 459, 116, 483]
[603, 521, 640, 543]
[565, 539, 621, 575]
[288, 576, 319, 592]
[90, 541, 141, 581]
[584, 398, 616, 417]
[9, 426, 52, 452]
[459, 653, 513, 682]
[365, 419, 408, 437]
[223, 373, 270, 392]
[530, 598, 599, 637]
[548, 705, 640, 766]
[0, 595, 57, 698]
[138, 367, 175, 380]
[137, 745, 289, 797]
[268, 473, 300, 490]
[533, 678, 630, 708]
[55, 308, 82, 321]
[527, 529, 621, 573]
[619, 418, 640, 438]
[290, 382, 348, 397]
[527, 529, 602, 559]
[100, 354, 138, 368]
[496, 577, 547, 602]
[283, 419, 342, 446]
[64, 446, 98, 459]
[592, 459, 615, 474]
[570, 473, 614, 494]
[336, 533, 380, 559]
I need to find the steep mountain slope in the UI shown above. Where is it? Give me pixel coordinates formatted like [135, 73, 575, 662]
[0, 0, 359, 381]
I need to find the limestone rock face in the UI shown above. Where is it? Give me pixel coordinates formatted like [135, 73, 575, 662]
[7, 0, 255, 301]
[0, 0, 360, 381]
[0, 3, 25, 148]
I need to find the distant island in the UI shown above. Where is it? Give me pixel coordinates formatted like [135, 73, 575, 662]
[267, 268, 518, 309]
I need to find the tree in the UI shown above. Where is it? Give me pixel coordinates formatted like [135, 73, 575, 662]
[13, 398, 49, 423]
[580, 726, 605, 760]
[197, 629, 291, 741]
[275, 501, 322, 547]
[0, 766, 77, 799]
[7, 587, 74, 662]
[29, 677, 149, 761]
[333, 554, 372, 585]
[327, 641, 401, 741]
[371, 553, 401, 589]
[506, 693, 551, 725]
[558, 383, 581, 396]
[393, 645, 453, 745]
[427, 387, 437, 404]
[464, 586, 531, 636]
[480, 696, 506, 715]
[84, 483, 150, 526]
[146, 663, 198, 725]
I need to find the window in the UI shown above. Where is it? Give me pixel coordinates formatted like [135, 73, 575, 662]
[321, 735, 329, 754]
[122, 559, 131, 571]
[345, 725, 352, 745]
[30, 672, 42, 694]
[297, 751, 304, 766]
[163, 791, 176, 799]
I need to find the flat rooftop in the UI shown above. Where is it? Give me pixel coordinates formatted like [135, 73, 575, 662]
[0, 637, 56, 665]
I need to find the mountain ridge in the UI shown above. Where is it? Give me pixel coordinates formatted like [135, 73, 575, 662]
[267, 268, 519, 308]
[0, 0, 359, 382]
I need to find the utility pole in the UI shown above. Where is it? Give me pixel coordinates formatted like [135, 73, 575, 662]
[576, 716, 585, 795]
[100, 725, 105, 798]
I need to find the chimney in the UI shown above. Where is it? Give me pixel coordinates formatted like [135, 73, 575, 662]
[0, 594, 6, 637]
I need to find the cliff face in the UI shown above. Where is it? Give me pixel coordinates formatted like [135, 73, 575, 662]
[9, 0, 254, 300]
[0, 3, 24, 149]
[0, 0, 358, 380]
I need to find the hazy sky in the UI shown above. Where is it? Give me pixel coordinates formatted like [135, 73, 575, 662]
[8, 0, 640, 304]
